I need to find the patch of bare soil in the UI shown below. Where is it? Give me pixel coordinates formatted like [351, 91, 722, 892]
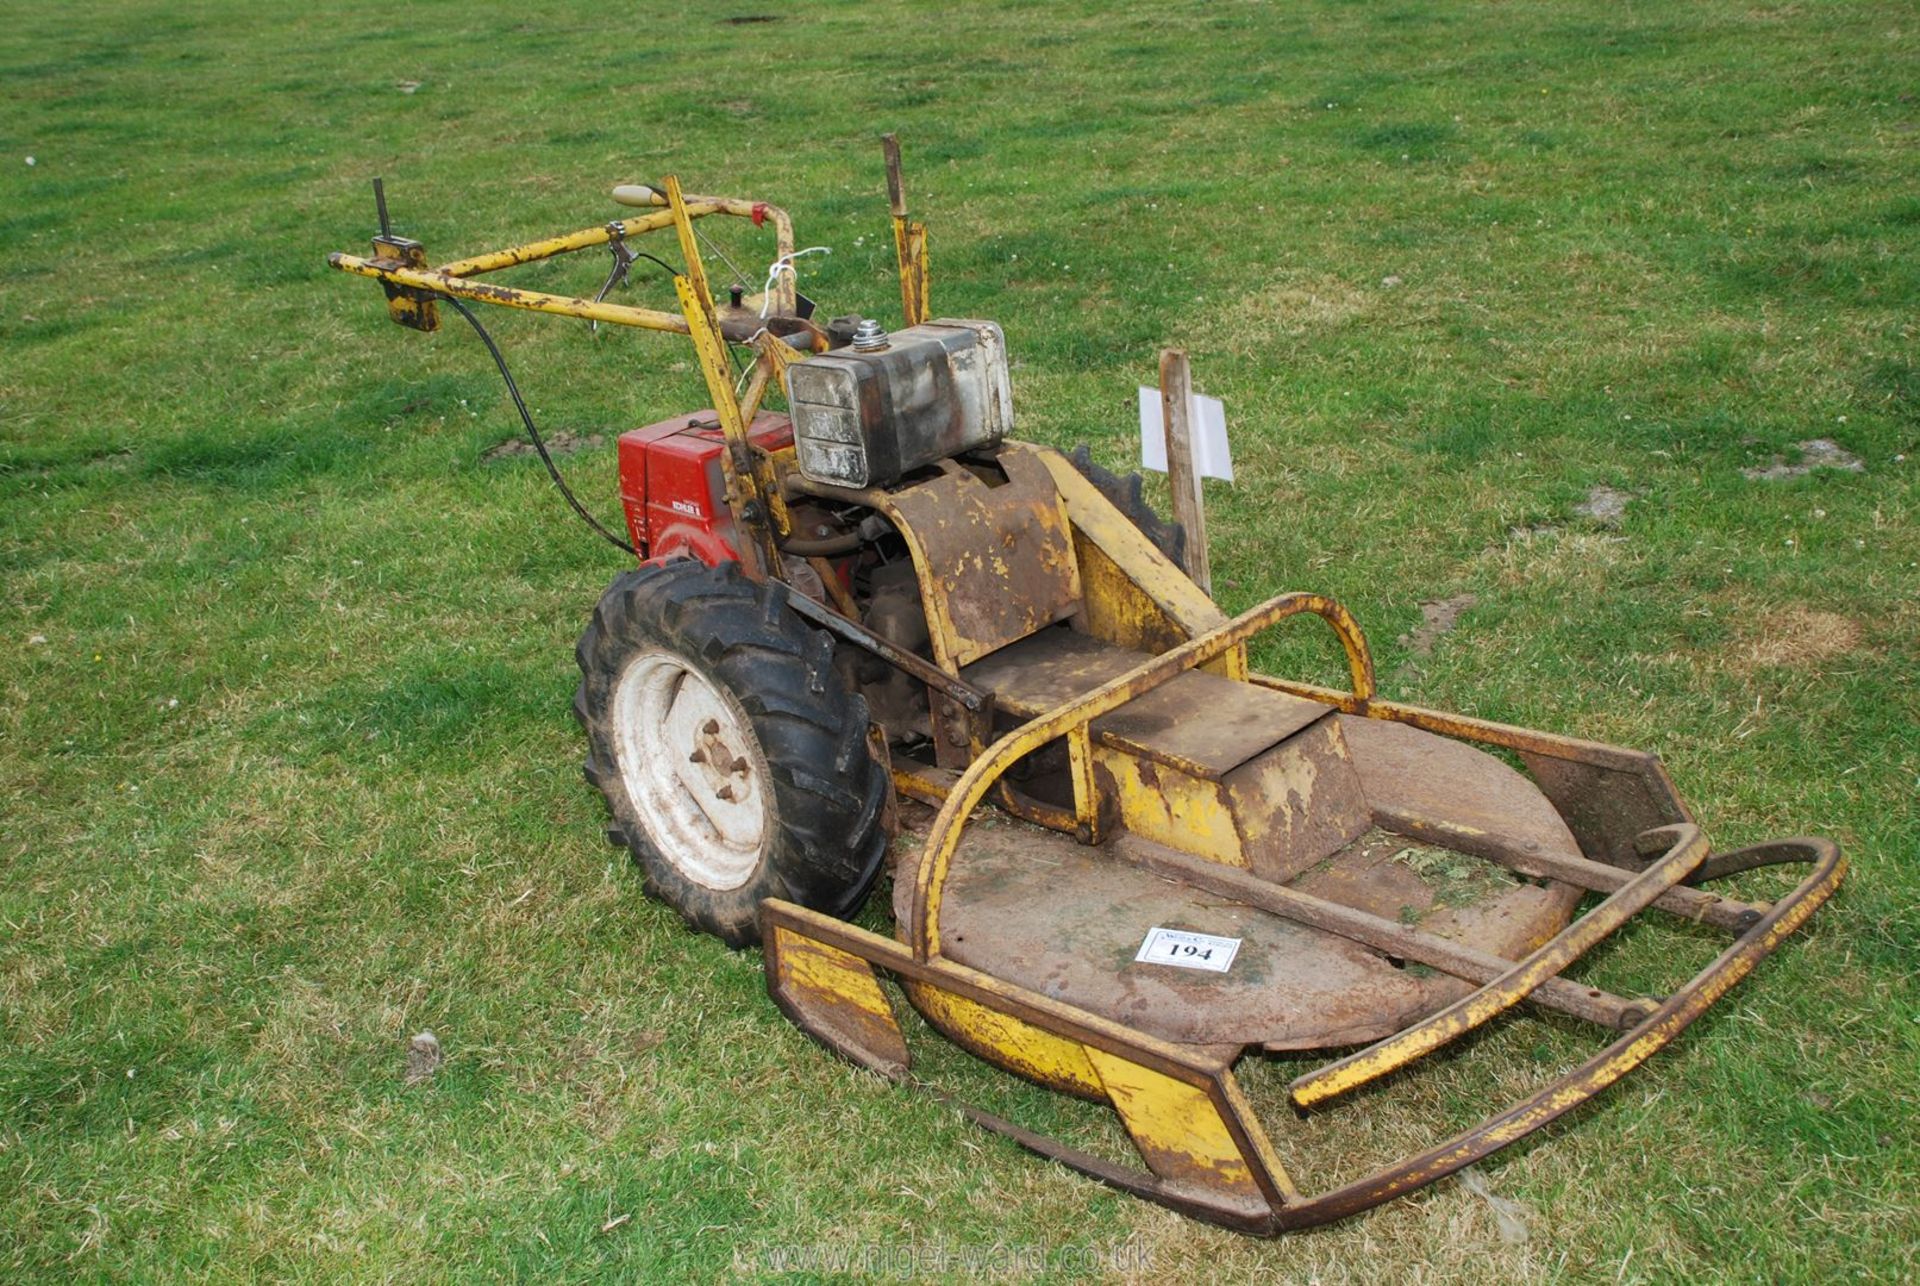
[405, 1030, 443, 1085]
[1742, 438, 1865, 481]
[1573, 484, 1633, 525]
[482, 431, 604, 462]
[1399, 593, 1478, 658]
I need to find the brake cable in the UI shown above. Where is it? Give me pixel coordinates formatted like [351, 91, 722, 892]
[589, 231, 680, 335]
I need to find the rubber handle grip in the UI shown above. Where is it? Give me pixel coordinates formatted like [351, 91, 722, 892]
[610, 184, 662, 208]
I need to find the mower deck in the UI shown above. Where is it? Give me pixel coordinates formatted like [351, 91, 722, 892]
[897, 820, 1578, 1054]
[766, 592, 1845, 1232]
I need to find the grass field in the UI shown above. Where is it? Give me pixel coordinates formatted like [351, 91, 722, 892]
[3, 0, 1917, 1279]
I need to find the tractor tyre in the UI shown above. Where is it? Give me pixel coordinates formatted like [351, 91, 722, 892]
[1067, 444, 1188, 571]
[574, 559, 890, 948]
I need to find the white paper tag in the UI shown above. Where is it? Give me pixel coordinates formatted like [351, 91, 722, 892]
[1138, 387, 1234, 481]
[1134, 926, 1241, 973]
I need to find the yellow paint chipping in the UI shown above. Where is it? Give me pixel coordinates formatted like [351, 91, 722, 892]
[1094, 745, 1247, 867]
[1086, 1048, 1261, 1198]
[769, 926, 907, 1073]
[907, 983, 1103, 1096]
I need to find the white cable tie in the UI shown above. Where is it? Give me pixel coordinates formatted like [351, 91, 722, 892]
[759, 246, 832, 317]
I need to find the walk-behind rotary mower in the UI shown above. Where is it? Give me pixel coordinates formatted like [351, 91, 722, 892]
[328, 140, 1845, 1233]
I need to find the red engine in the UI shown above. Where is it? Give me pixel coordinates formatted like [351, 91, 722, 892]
[616, 410, 795, 565]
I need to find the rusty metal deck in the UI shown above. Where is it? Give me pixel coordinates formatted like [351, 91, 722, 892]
[920, 625, 1601, 1051]
[903, 819, 1572, 1050]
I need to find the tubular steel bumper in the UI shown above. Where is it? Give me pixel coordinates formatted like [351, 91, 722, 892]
[759, 593, 1846, 1230]
[763, 837, 1842, 1232]
[1272, 833, 1845, 1228]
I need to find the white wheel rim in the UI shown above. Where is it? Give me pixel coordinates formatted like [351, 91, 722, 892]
[610, 648, 771, 891]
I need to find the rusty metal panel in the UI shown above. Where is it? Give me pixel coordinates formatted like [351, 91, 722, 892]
[1290, 829, 1582, 968]
[1131, 836, 1630, 1031]
[1097, 672, 1327, 781]
[1069, 525, 1196, 655]
[1341, 720, 1762, 931]
[1518, 750, 1692, 871]
[902, 980, 1106, 1098]
[1090, 745, 1247, 868]
[1087, 715, 1373, 883]
[1031, 445, 1225, 643]
[1086, 1046, 1266, 1201]
[764, 923, 909, 1078]
[1225, 717, 1372, 884]
[964, 627, 1323, 777]
[1252, 686, 1759, 928]
[884, 449, 1081, 669]
[962, 626, 1142, 716]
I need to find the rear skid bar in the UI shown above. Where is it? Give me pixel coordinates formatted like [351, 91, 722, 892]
[761, 591, 1846, 1230]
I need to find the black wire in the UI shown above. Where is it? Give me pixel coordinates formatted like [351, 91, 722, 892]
[441, 294, 637, 556]
[626, 250, 680, 278]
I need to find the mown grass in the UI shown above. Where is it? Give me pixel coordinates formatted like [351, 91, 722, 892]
[2, 1, 1916, 1280]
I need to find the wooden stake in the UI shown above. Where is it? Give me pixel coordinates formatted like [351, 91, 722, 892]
[1158, 348, 1211, 594]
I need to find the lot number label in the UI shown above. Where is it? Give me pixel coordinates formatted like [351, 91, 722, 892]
[1134, 926, 1241, 974]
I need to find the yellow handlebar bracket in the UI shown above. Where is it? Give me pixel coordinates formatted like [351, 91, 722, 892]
[883, 134, 929, 327]
[664, 175, 787, 577]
